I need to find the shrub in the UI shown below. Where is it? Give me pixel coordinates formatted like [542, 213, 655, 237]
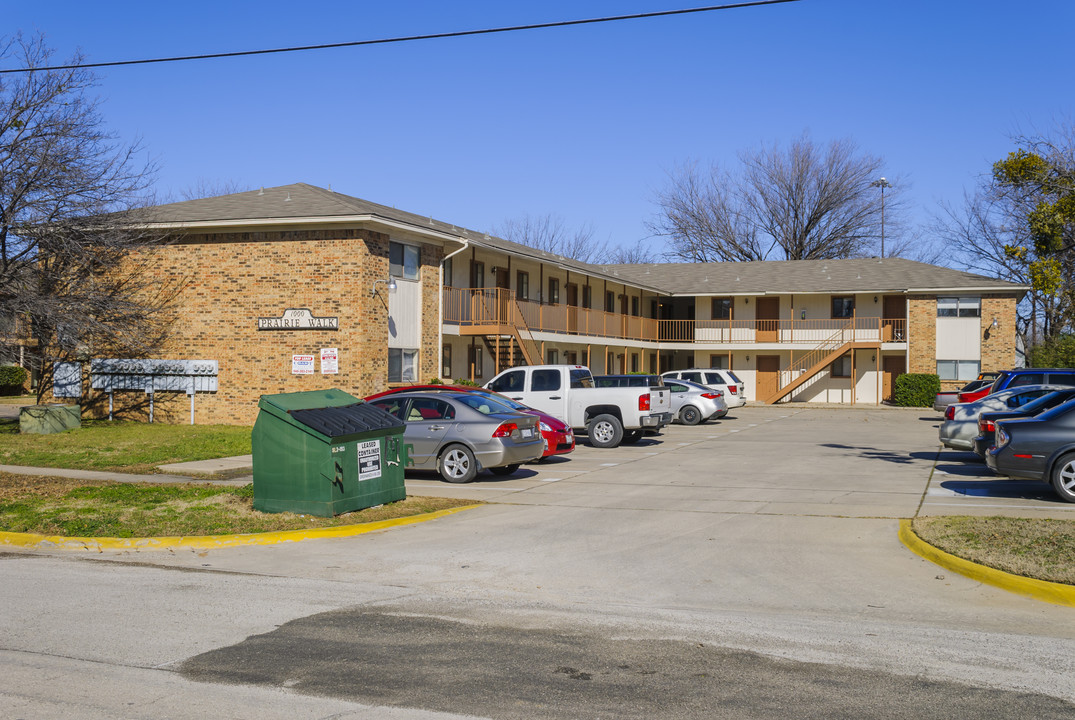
[893, 373, 940, 407]
[453, 378, 480, 387]
[426, 377, 443, 385]
[0, 365, 27, 395]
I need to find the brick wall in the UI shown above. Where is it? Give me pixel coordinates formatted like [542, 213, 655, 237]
[64, 227, 438, 425]
[980, 295, 1018, 373]
[906, 295, 936, 375]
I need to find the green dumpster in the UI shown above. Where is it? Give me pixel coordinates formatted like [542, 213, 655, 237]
[252, 389, 411, 517]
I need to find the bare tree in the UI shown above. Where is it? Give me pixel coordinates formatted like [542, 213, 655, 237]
[937, 122, 1075, 350]
[492, 213, 611, 264]
[604, 238, 660, 264]
[0, 33, 182, 401]
[647, 162, 765, 262]
[651, 135, 904, 262]
[179, 178, 252, 201]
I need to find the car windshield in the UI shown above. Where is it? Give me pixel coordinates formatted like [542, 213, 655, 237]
[454, 394, 518, 415]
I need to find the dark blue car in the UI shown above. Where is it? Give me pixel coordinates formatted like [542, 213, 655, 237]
[986, 398, 1075, 503]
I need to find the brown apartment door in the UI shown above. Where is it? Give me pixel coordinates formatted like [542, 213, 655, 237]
[495, 267, 510, 324]
[566, 283, 579, 333]
[882, 355, 905, 402]
[882, 296, 906, 341]
[756, 297, 780, 342]
[757, 355, 781, 402]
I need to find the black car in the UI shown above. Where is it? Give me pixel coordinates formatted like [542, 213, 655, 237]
[972, 387, 1075, 457]
[986, 398, 1075, 503]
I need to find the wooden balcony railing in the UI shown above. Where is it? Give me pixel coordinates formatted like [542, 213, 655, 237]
[443, 288, 907, 345]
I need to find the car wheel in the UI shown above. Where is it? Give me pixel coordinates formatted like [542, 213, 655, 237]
[587, 413, 623, 448]
[438, 445, 477, 483]
[1051, 453, 1075, 503]
[621, 429, 644, 444]
[679, 405, 702, 426]
[490, 464, 520, 476]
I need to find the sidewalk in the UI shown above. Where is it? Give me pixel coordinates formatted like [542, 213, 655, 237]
[0, 455, 253, 487]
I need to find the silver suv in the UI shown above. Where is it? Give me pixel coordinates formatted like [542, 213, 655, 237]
[661, 369, 747, 408]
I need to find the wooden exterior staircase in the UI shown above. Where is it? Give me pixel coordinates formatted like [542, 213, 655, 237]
[455, 289, 541, 373]
[761, 322, 878, 404]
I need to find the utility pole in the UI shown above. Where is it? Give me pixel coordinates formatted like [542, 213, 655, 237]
[871, 177, 892, 257]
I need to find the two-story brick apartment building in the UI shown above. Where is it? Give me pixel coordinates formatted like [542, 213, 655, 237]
[55, 184, 1024, 424]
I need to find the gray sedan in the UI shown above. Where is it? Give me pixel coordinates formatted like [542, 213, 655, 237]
[367, 391, 544, 482]
[665, 378, 728, 425]
[939, 384, 1067, 451]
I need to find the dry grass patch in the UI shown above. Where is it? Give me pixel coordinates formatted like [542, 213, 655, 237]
[912, 516, 1075, 586]
[0, 472, 477, 538]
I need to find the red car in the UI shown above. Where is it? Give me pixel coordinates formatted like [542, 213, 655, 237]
[364, 385, 574, 461]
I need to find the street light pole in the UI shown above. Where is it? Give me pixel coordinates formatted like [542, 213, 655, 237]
[871, 177, 892, 257]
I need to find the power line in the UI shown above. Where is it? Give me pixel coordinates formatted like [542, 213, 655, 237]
[0, 0, 801, 74]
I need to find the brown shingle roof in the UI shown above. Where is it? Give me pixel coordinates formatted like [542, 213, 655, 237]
[144, 184, 1026, 296]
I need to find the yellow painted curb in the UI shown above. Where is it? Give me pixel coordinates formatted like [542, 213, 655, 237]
[899, 519, 1075, 608]
[0, 504, 482, 552]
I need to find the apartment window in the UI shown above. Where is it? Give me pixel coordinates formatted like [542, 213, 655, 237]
[443, 257, 454, 286]
[937, 297, 981, 318]
[711, 297, 733, 320]
[471, 261, 485, 289]
[467, 344, 484, 378]
[564, 351, 578, 364]
[582, 285, 592, 309]
[546, 348, 559, 364]
[548, 278, 560, 305]
[441, 344, 452, 379]
[388, 348, 418, 382]
[831, 296, 855, 319]
[631, 296, 640, 317]
[936, 360, 981, 382]
[831, 354, 853, 378]
[709, 354, 730, 370]
[630, 353, 639, 373]
[606, 291, 615, 312]
[389, 242, 420, 280]
[517, 271, 529, 301]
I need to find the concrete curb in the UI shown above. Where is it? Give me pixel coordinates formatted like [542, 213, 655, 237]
[0, 504, 481, 552]
[898, 519, 1075, 608]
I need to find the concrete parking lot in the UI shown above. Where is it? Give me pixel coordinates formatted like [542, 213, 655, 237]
[3, 405, 1075, 719]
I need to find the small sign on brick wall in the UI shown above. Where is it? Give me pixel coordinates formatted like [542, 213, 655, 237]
[292, 354, 315, 374]
[320, 348, 339, 374]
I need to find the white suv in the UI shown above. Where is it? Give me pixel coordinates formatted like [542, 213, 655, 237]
[661, 369, 747, 408]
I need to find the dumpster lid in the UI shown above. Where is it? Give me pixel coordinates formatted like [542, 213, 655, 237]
[259, 388, 361, 414]
[289, 402, 404, 438]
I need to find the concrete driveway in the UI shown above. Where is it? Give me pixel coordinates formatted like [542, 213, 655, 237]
[3, 405, 1074, 719]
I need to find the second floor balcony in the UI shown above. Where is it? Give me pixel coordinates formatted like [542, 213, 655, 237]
[443, 287, 907, 346]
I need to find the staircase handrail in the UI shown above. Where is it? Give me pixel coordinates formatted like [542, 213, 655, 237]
[778, 321, 853, 389]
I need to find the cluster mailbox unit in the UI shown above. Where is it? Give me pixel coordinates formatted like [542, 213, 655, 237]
[252, 389, 411, 517]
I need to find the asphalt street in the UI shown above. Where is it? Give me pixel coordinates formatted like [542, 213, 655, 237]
[2, 405, 1074, 719]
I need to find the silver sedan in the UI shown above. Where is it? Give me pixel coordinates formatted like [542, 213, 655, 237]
[939, 384, 1066, 451]
[367, 390, 545, 482]
[664, 378, 728, 425]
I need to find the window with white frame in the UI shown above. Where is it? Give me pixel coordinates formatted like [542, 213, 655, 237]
[937, 297, 980, 318]
[389, 242, 419, 280]
[388, 348, 418, 382]
[936, 360, 980, 381]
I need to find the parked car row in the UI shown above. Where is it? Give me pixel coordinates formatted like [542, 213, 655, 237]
[364, 365, 744, 483]
[937, 367, 1075, 503]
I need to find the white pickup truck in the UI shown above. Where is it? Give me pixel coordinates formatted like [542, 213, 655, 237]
[485, 365, 672, 448]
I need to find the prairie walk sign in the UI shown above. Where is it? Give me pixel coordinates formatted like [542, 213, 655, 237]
[258, 308, 339, 331]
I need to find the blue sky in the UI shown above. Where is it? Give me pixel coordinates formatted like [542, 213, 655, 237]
[6, 1, 1073, 259]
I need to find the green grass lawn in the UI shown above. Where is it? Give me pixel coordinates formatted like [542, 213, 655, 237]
[912, 516, 1075, 586]
[0, 473, 475, 536]
[0, 419, 251, 473]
